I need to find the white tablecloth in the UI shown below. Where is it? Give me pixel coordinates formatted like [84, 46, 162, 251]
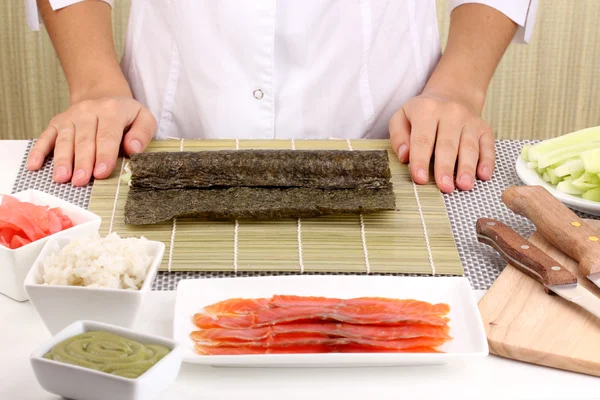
[1, 140, 599, 400]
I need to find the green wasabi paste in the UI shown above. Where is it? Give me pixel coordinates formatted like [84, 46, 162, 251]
[44, 331, 170, 379]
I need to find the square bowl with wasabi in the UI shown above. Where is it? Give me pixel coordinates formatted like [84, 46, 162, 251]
[0, 189, 102, 302]
[30, 320, 182, 400]
[516, 126, 600, 216]
[24, 233, 165, 335]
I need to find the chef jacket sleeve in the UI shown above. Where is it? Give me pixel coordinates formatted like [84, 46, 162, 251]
[447, 0, 538, 43]
[25, 0, 114, 31]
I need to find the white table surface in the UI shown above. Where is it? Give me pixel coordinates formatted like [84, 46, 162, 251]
[1, 140, 599, 400]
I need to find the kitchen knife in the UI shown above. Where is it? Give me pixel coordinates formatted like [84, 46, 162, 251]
[476, 218, 600, 320]
[502, 185, 600, 290]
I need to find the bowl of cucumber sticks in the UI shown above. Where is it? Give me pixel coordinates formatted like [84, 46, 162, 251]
[516, 126, 600, 216]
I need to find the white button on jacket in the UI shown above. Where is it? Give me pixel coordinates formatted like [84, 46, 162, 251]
[26, 0, 537, 140]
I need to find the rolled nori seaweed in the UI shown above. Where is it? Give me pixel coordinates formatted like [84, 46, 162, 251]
[129, 150, 391, 190]
[124, 186, 396, 224]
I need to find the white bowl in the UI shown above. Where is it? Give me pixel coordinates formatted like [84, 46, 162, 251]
[0, 189, 102, 302]
[24, 236, 165, 335]
[30, 320, 182, 400]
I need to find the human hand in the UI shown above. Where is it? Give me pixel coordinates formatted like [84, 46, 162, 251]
[26, 96, 157, 186]
[389, 90, 495, 194]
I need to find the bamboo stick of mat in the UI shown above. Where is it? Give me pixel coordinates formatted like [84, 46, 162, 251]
[87, 139, 463, 275]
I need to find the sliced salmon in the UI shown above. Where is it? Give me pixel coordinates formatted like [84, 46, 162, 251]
[195, 343, 441, 355]
[192, 326, 272, 342]
[194, 312, 256, 329]
[194, 305, 448, 329]
[270, 295, 450, 316]
[192, 296, 452, 356]
[191, 323, 451, 342]
[195, 344, 441, 355]
[335, 345, 442, 353]
[326, 323, 450, 339]
[195, 344, 332, 355]
[193, 336, 448, 350]
[270, 295, 342, 308]
[203, 298, 270, 315]
[203, 296, 450, 318]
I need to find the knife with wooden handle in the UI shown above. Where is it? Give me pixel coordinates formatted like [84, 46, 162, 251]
[476, 218, 600, 320]
[502, 185, 600, 289]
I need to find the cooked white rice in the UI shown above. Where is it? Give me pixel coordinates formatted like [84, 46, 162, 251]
[41, 232, 153, 290]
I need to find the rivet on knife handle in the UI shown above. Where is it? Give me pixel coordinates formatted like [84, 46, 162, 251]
[476, 218, 577, 287]
[502, 186, 600, 277]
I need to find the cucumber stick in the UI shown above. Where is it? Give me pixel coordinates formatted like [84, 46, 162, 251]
[520, 125, 600, 202]
[542, 171, 551, 183]
[554, 159, 584, 177]
[527, 126, 600, 162]
[537, 142, 600, 168]
[583, 188, 600, 202]
[521, 144, 531, 161]
[581, 148, 600, 173]
[546, 168, 561, 185]
[556, 180, 586, 195]
[572, 172, 600, 191]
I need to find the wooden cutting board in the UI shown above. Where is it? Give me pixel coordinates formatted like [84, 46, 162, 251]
[478, 219, 600, 377]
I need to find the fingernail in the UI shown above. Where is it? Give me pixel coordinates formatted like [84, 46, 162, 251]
[55, 166, 68, 178]
[73, 169, 86, 181]
[417, 169, 428, 182]
[459, 174, 473, 185]
[130, 140, 142, 153]
[442, 175, 454, 187]
[94, 163, 108, 175]
[482, 166, 492, 180]
[398, 144, 407, 160]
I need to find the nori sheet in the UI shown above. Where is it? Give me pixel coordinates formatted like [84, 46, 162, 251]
[124, 186, 396, 224]
[129, 150, 392, 190]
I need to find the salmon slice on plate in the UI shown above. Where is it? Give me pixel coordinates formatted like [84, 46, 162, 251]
[191, 322, 451, 342]
[195, 344, 443, 355]
[194, 306, 449, 329]
[191, 295, 452, 356]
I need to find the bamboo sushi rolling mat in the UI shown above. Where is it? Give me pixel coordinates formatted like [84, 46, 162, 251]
[12, 140, 599, 290]
[88, 139, 460, 276]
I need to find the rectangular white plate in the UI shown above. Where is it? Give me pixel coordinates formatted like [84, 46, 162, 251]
[173, 276, 488, 367]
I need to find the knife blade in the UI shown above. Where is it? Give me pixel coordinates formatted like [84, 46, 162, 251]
[476, 218, 600, 320]
[502, 185, 600, 290]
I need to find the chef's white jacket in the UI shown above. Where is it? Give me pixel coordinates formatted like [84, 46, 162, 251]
[26, 0, 537, 140]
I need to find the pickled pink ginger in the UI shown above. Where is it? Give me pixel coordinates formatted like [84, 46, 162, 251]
[0, 195, 73, 249]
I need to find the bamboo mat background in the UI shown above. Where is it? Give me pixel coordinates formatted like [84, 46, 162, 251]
[87, 139, 462, 276]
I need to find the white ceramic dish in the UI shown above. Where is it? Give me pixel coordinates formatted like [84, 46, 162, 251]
[24, 236, 165, 335]
[0, 189, 102, 302]
[516, 157, 600, 216]
[173, 276, 488, 367]
[30, 320, 182, 400]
